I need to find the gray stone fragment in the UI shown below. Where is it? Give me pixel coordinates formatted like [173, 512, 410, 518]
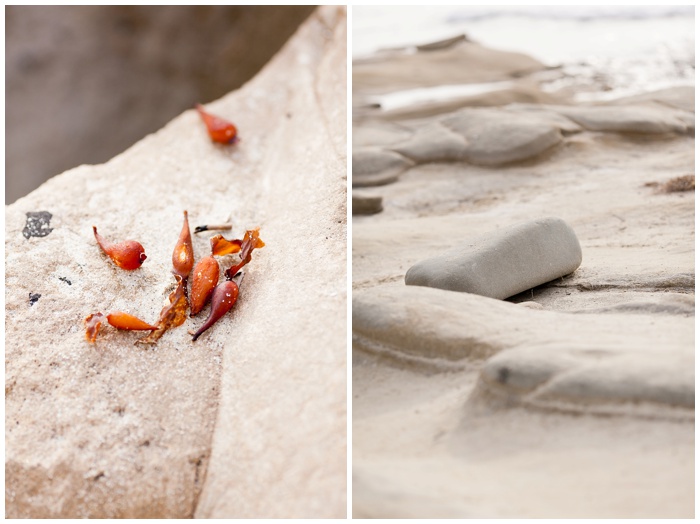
[352, 191, 383, 215]
[352, 147, 413, 187]
[405, 217, 582, 300]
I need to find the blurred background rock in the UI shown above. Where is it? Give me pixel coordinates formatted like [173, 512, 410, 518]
[5, 5, 316, 204]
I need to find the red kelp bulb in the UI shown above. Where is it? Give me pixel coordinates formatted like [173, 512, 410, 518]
[93, 226, 147, 270]
[191, 280, 239, 341]
[106, 312, 158, 331]
[172, 211, 194, 280]
[196, 104, 239, 144]
[190, 255, 220, 317]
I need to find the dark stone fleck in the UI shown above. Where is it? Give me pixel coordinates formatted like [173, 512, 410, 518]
[59, 276, 72, 285]
[29, 293, 41, 306]
[23, 211, 53, 239]
[497, 366, 510, 384]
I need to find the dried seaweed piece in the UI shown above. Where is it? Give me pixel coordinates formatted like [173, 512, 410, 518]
[210, 234, 243, 257]
[93, 226, 147, 270]
[85, 312, 106, 343]
[224, 229, 265, 280]
[190, 256, 220, 317]
[172, 210, 195, 281]
[106, 312, 158, 331]
[85, 311, 158, 343]
[136, 276, 189, 346]
[196, 104, 239, 145]
[191, 274, 241, 342]
[662, 174, 694, 193]
[194, 223, 232, 234]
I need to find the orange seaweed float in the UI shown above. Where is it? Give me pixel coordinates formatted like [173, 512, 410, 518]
[196, 104, 239, 144]
[93, 226, 147, 270]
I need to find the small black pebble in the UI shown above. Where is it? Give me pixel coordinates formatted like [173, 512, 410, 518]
[29, 293, 41, 306]
[59, 277, 72, 285]
[23, 211, 53, 239]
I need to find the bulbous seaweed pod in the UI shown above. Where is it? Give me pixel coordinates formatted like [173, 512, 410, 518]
[93, 226, 147, 270]
[191, 275, 241, 342]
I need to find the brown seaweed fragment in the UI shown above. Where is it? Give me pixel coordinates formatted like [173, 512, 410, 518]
[136, 276, 189, 346]
[224, 229, 265, 280]
[210, 234, 243, 257]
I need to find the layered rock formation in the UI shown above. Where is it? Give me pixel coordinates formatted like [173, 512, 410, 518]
[353, 35, 694, 518]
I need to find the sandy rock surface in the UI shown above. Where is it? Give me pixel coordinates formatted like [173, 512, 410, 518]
[6, 6, 346, 519]
[353, 36, 694, 518]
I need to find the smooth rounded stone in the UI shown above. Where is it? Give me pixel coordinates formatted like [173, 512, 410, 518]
[552, 105, 692, 135]
[352, 147, 413, 187]
[391, 122, 467, 163]
[478, 345, 694, 416]
[353, 191, 383, 215]
[405, 217, 582, 300]
[441, 108, 562, 165]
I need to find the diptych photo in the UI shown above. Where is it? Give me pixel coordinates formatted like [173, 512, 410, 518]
[4, 4, 695, 520]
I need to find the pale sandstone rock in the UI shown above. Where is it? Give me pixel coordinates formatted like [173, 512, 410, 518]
[548, 105, 693, 135]
[353, 40, 546, 94]
[6, 6, 346, 519]
[442, 108, 563, 165]
[606, 86, 695, 113]
[479, 345, 694, 417]
[405, 217, 582, 300]
[352, 286, 692, 369]
[387, 108, 566, 168]
[353, 286, 693, 419]
[352, 119, 412, 148]
[391, 122, 467, 163]
[352, 147, 414, 187]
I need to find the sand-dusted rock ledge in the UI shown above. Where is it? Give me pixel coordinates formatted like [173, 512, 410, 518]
[6, 6, 346, 519]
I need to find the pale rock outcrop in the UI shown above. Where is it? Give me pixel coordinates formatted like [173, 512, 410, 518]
[353, 285, 693, 419]
[478, 345, 694, 418]
[353, 38, 547, 94]
[6, 6, 346, 519]
[352, 147, 414, 187]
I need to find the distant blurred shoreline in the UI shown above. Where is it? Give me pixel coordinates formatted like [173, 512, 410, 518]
[353, 5, 694, 102]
